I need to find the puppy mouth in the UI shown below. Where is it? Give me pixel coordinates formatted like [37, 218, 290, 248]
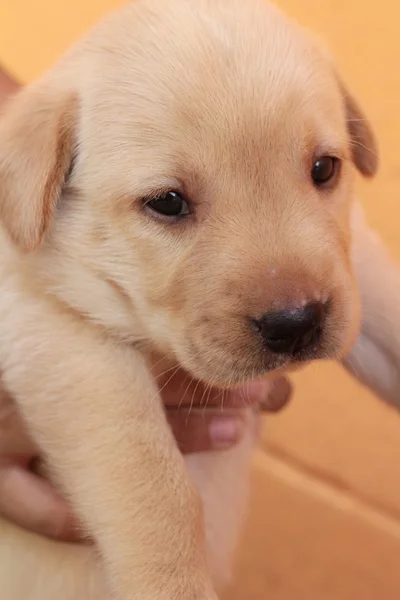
[181, 322, 338, 389]
[224, 376, 293, 411]
[180, 343, 297, 389]
[181, 297, 345, 386]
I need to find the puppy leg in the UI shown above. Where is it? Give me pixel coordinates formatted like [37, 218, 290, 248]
[343, 202, 400, 406]
[0, 412, 255, 600]
[0, 298, 215, 599]
[0, 518, 104, 600]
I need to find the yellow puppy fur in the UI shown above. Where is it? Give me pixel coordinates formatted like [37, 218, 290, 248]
[0, 0, 382, 598]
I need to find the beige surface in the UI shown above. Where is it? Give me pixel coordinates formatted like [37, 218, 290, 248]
[0, 0, 124, 82]
[227, 456, 400, 600]
[1, 1, 400, 598]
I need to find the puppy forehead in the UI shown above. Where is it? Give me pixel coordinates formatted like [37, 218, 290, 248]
[81, 0, 346, 180]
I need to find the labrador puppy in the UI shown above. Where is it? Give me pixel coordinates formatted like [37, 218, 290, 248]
[0, 0, 378, 598]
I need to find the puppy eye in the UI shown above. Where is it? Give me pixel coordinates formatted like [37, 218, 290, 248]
[145, 191, 190, 219]
[311, 156, 340, 187]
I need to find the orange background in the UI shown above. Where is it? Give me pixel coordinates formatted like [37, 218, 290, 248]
[1, 1, 400, 598]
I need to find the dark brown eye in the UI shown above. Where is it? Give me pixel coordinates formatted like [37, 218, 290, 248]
[146, 191, 190, 218]
[311, 156, 340, 186]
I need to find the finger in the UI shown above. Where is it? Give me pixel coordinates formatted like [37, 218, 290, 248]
[161, 370, 283, 411]
[0, 465, 84, 542]
[260, 376, 293, 412]
[227, 377, 292, 412]
[0, 384, 39, 457]
[160, 373, 234, 408]
[167, 409, 247, 453]
[0, 68, 20, 100]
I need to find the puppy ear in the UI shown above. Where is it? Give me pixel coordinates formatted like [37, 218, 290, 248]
[0, 86, 76, 252]
[340, 82, 379, 178]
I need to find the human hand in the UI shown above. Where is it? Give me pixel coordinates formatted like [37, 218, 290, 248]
[0, 371, 291, 543]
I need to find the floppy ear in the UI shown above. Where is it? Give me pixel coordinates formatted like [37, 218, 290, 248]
[340, 82, 379, 178]
[0, 86, 76, 252]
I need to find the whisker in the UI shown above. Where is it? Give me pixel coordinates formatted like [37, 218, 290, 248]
[221, 389, 226, 414]
[154, 364, 181, 381]
[201, 383, 212, 417]
[150, 354, 172, 372]
[149, 365, 180, 404]
[346, 117, 368, 123]
[199, 381, 209, 409]
[179, 375, 195, 409]
[349, 138, 378, 158]
[186, 378, 202, 424]
[205, 384, 213, 410]
[209, 387, 224, 410]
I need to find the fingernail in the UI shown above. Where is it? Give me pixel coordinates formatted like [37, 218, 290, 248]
[209, 417, 244, 448]
[261, 377, 292, 412]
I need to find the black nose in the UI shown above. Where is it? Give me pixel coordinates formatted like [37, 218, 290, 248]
[253, 302, 325, 355]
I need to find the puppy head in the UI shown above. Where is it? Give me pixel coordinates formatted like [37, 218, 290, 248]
[0, 0, 378, 386]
